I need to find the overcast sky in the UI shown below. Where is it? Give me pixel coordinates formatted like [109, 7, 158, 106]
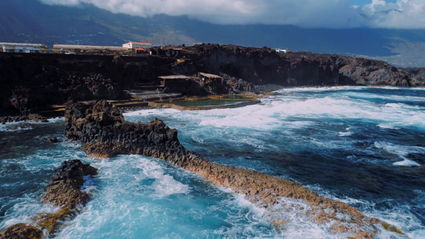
[39, 0, 425, 29]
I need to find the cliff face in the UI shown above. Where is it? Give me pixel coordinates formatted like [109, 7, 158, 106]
[1, 45, 424, 116]
[0, 53, 174, 116]
[187, 45, 340, 86]
[185, 44, 425, 88]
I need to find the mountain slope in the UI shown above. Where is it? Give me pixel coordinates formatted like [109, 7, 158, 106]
[1, 0, 425, 66]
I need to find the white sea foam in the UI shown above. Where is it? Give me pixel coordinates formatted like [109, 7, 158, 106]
[3, 87, 425, 238]
[345, 91, 425, 103]
[393, 157, 420, 167]
[0, 117, 64, 132]
[45, 116, 65, 123]
[0, 125, 33, 132]
[378, 123, 399, 129]
[57, 155, 287, 238]
[303, 184, 424, 239]
[276, 86, 367, 93]
[374, 142, 423, 166]
[339, 131, 353, 137]
[124, 108, 180, 117]
[124, 88, 425, 133]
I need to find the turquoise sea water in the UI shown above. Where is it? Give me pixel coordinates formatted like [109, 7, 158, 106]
[1, 86, 424, 238]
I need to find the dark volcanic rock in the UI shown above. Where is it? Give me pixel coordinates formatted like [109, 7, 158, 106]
[28, 114, 48, 122]
[1, 160, 97, 238]
[0, 223, 43, 239]
[185, 44, 425, 88]
[0, 115, 27, 124]
[41, 159, 97, 208]
[0, 53, 172, 116]
[65, 100, 185, 158]
[45, 137, 61, 143]
[0, 114, 47, 124]
[1, 47, 424, 116]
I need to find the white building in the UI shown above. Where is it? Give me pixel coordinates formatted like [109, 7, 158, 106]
[275, 48, 287, 53]
[1, 42, 45, 53]
[122, 42, 152, 50]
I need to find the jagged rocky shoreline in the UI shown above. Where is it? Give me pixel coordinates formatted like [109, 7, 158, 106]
[0, 44, 421, 238]
[63, 100, 403, 238]
[0, 160, 97, 239]
[1, 44, 424, 117]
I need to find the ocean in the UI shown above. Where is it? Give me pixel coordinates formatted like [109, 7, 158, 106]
[1, 86, 424, 238]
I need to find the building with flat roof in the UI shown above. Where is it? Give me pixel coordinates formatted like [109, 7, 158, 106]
[122, 42, 152, 49]
[53, 44, 127, 51]
[158, 75, 198, 87]
[1, 42, 46, 53]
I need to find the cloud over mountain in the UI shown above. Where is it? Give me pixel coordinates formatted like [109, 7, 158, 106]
[362, 0, 425, 28]
[38, 0, 425, 29]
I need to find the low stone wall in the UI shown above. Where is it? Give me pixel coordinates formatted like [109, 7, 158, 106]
[148, 97, 261, 111]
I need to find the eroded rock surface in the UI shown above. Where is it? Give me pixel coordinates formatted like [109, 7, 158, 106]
[42, 159, 97, 208]
[65, 100, 402, 238]
[65, 100, 183, 158]
[0, 223, 43, 239]
[0, 113, 48, 124]
[0, 160, 97, 238]
[45, 137, 61, 143]
[28, 114, 48, 123]
[184, 44, 425, 88]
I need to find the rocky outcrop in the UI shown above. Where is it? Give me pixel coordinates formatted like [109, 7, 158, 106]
[0, 114, 48, 124]
[45, 137, 61, 143]
[0, 115, 28, 124]
[41, 159, 97, 208]
[0, 160, 97, 238]
[0, 53, 175, 116]
[27, 114, 48, 122]
[184, 44, 425, 88]
[0, 223, 43, 239]
[64, 100, 183, 158]
[65, 100, 402, 238]
[338, 57, 414, 86]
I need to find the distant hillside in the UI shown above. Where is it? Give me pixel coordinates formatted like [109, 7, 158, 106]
[1, 0, 425, 66]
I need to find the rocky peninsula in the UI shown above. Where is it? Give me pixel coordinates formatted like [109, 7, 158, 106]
[64, 99, 403, 238]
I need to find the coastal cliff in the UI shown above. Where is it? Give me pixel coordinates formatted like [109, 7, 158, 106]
[185, 44, 425, 88]
[1, 45, 424, 116]
[64, 100, 403, 238]
[0, 53, 174, 116]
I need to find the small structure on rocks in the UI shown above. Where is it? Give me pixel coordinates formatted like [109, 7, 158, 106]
[199, 72, 222, 81]
[158, 75, 198, 87]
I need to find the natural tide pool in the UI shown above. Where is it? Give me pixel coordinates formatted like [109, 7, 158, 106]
[171, 98, 245, 107]
[1, 86, 425, 238]
[149, 95, 260, 110]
